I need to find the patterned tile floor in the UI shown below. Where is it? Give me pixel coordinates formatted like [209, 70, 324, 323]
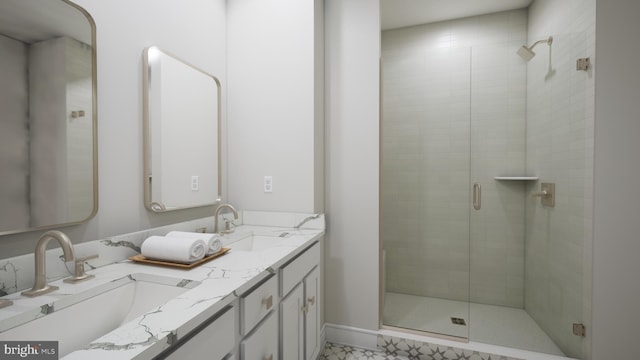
[321, 339, 522, 360]
[321, 342, 408, 360]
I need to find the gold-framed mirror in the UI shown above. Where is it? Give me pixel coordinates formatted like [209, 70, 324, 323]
[142, 46, 222, 212]
[0, 0, 98, 235]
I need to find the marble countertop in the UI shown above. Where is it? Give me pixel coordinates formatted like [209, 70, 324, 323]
[0, 223, 324, 360]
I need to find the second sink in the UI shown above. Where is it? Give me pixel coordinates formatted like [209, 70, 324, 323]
[225, 232, 292, 252]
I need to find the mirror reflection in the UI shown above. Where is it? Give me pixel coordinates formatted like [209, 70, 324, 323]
[143, 46, 221, 212]
[0, 0, 97, 235]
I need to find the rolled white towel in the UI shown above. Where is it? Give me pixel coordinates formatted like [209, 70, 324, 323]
[208, 237, 222, 254]
[141, 236, 206, 263]
[166, 231, 223, 256]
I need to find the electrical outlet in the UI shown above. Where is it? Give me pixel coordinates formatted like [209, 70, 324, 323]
[191, 176, 199, 191]
[264, 176, 273, 193]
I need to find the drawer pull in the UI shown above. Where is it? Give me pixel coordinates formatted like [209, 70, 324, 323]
[302, 305, 309, 314]
[307, 296, 316, 306]
[262, 295, 273, 310]
[264, 354, 273, 360]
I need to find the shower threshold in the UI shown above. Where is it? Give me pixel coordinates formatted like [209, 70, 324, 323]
[382, 292, 565, 356]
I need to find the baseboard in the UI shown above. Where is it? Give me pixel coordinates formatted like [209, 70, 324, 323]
[324, 323, 379, 351]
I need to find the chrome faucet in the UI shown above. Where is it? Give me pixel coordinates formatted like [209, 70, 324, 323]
[22, 231, 76, 297]
[214, 203, 239, 234]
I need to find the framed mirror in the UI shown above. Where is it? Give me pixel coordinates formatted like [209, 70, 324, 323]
[0, 0, 97, 235]
[143, 46, 222, 212]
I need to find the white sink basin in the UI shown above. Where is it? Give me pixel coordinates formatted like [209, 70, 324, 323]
[226, 233, 290, 251]
[0, 273, 199, 357]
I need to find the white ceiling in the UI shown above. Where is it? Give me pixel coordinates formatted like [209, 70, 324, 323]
[381, 0, 534, 30]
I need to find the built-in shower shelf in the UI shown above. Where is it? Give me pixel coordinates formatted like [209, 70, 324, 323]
[494, 176, 539, 181]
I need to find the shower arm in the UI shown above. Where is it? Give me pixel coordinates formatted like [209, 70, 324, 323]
[528, 36, 553, 51]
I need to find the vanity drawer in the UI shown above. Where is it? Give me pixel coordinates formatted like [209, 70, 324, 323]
[164, 305, 236, 360]
[241, 312, 278, 360]
[240, 275, 278, 335]
[280, 242, 320, 297]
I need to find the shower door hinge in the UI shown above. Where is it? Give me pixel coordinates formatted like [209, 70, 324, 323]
[576, 57, 591, 71]
[573, 323, 586, 337]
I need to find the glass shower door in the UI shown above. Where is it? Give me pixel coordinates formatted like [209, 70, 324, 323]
[467, 42, 529, 346]
[381, 45, 472, 339]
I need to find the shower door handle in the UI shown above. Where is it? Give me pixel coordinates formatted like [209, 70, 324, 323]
[473, 183, 481, 210]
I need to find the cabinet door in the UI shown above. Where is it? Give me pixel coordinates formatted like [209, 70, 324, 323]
[304, 266, 320, 360]
[280, 283, 304, 360]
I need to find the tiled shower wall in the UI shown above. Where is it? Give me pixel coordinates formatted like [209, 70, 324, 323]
[381, 10, 528, 307]
[524, 0, 595, 358]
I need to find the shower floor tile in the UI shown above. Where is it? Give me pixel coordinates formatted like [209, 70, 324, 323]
[383, 292, 564, 356]
[383, 292, 468, 338]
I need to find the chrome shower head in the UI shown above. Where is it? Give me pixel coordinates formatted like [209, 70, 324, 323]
[517, 46, 536, 61]
[517, 36, 553, 61]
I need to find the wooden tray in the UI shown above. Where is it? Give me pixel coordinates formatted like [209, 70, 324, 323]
[128, 247, 231, 269]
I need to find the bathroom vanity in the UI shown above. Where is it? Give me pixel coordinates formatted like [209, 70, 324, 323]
[0, 212, 325, 360]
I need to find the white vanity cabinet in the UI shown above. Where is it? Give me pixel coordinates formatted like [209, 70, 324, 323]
[160, 305, 237, 360]
[279, 242, 321, 360]
[158, 239, 322, 360]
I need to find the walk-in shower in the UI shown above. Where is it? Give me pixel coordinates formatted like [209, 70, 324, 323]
[380, 1, 594, 359]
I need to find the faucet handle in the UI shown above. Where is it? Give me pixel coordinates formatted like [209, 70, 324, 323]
[63, 254, 98, 284]
[78, 254, 99, 262]
[222, 218, 236, 234]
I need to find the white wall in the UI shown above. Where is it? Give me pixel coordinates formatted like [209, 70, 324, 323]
[0, 0, 226, 257]
[325, 0, 380, 330]
[592, 1, 640, 358]
[227, 0, 322, 214]
[314, 0, 325, 214]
